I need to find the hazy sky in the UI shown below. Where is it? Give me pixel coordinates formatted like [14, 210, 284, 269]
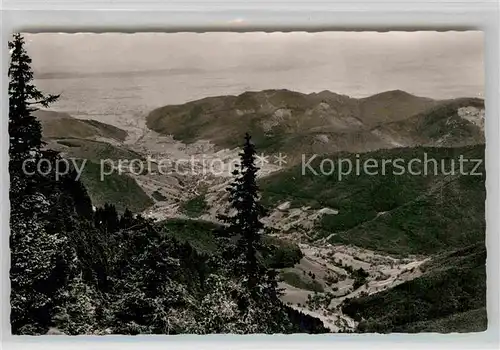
[25, 31, 484, 101]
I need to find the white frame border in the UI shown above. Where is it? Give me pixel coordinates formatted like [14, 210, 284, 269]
[0, 1, 498, 349]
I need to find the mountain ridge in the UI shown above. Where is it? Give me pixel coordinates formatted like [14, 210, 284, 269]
[146, 89, 484, 161]
[34, 109, 128, 142]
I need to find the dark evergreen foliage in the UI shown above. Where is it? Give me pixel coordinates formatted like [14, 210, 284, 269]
[94, 203, 120, 234]
[285, 306, 329, 333]
[119, 208, 135, 229]
[218, 133, 268, 289]
[8, 34, 58, 163]
[8, 34, 328, 335]
[214, 134, 298, 332]
[8, 33, 89, 334]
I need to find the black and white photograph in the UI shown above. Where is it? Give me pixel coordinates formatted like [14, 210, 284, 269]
[8, 31, 486, 335]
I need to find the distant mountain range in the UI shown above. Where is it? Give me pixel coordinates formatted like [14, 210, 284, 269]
[37, 89, 485, 158]
[146, 89, 484, 163]
[35, 89, 485, 214]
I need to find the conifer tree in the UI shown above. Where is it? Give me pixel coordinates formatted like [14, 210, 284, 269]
[8, 33, 58, 169]
[220, 133, 267, 290]
[8, 33, 77, 334]
[94, 203, 120, 234]
[119, 208, 134, 229]
[217, 133, 296, 333]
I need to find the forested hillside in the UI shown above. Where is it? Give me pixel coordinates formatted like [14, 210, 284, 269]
[260, 145, 485, 256]
[341, 243, 486, 333]
[9, 33, 326, 335]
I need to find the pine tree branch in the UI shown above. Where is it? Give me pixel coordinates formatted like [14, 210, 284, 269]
[27, 94, 60, 107]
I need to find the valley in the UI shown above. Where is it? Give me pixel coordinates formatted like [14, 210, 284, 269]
[35, 89, 487, 333]
[277, 241, 429, 332]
